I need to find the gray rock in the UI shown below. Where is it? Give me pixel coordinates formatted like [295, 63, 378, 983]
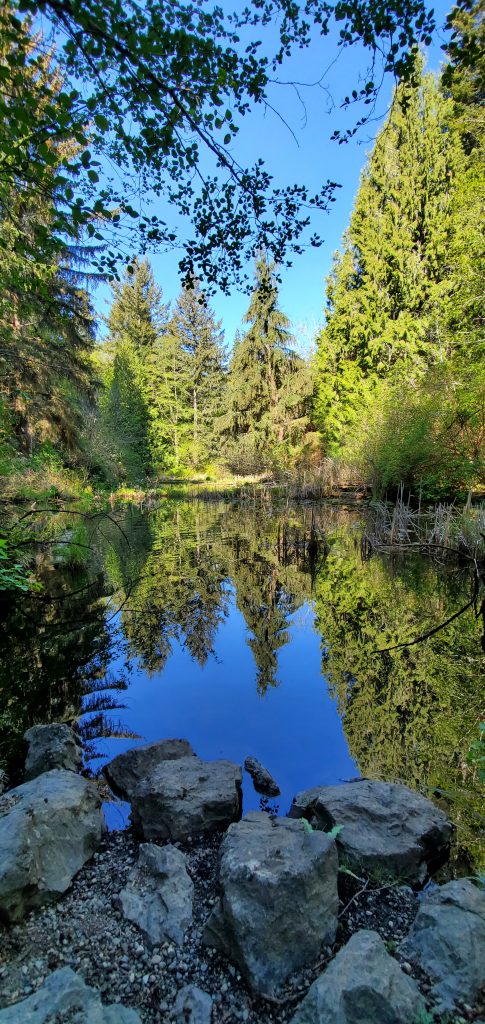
[289, 930, 424, 1024]
[203, 812, 338, 996]
[131, 756, 242, 841]
[104, 738, 195, 801]
[0, 967, 140, 1022]
[289, 780, 451, 883]
[24, 723, 83, 780]
[173, 985, 213, 1024]
[244, 756, 280, 797]
[116, 842, 193, 947]
[0, 769, 104, 922]
[400, 879, 485, 1010]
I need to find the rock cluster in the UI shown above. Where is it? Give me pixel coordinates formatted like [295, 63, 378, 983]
[0, 727, 480, 1024]
[290, 779, 452, 883]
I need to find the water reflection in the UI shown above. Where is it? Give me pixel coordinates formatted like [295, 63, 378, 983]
[0, 498, 482, 869]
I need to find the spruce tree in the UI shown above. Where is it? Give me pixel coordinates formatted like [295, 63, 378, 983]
[315, 70, 460, 452]
[145, 280, 226, 471]
[103, 260, 168, 480]
[223, 254, 311, 467]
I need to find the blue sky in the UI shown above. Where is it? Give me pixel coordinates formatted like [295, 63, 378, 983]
[95, 0, 452, 353]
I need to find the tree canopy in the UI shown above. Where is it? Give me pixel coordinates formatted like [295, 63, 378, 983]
[1, 0, 441, 290]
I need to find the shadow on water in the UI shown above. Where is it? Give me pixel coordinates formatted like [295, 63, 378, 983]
[0, 496, 483, 872]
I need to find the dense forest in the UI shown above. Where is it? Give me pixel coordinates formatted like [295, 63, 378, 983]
[0, 0, 483, 506]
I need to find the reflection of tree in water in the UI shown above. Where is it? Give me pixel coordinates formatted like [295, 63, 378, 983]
[102, 503, 231, 673]
[0, 563, 137, 777]
[314, 539, 485, 872]
[102, 501, 323, 693]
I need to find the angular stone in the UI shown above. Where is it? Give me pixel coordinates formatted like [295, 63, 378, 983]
[0, 967, 141, 1022]
[24, 723, 83, 780]
[289, 780, 451, 883]
[173, 985, 213, 1024]
[244, 756, 280, 797]
[203, 812, 338, 996]
[104, 738, 195, 801]
[131, 756, 242, 841]
[0, 769, 104, 922]
[116, 843, 193, 947]
[289, 930, 424, 1024]
[400, 879, 485, 1011]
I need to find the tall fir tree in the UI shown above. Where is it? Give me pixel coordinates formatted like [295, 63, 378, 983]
[145, 280, 226, 471]
[103, 260, 169, 480]
[223, 254, 312, 468]
[315, 69, 460, 453]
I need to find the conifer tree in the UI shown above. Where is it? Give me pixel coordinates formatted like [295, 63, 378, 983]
[223, 254, 311, 468]
[103, 260, 168, 480]
[315, 70, 460, 452]
[145, 280, 226, 471]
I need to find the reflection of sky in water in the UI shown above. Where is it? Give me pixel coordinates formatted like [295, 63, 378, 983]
[87, 588, 357, 830]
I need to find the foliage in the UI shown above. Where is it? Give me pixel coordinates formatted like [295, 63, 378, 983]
[0, 537, 39, 593]
[222, 253, 314, 471]
[145, 279, 227, 471]
[1, 0, 438, 289]
[315, 33, 485, 497]
[468, 722, 485, 784]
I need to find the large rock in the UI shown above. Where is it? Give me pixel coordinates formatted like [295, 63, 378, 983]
[289, 780, 451, 883]
[244, 756, 280, 797]
[116, 842, 193, 947]
[289, 930, 424, 1024]
[130, 756, 242, 841]
[173, 985, 213, 1024]
[104, 738, 195, 801]
[24, 723, 83, 780]
[400, 879, 485, 1010]
[203, 811, 338, 996]
[0, 769, 104, 922]
[0, 967, 141, 1022]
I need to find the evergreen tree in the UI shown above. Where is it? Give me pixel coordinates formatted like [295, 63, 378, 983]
[223, 254, 312, 468]
[107, 259, 170, 353]
[315, 70, 460, 452]
[145, 280, 226, 471]
[0, 24, 96, 462]
[102, 260, 168, 480]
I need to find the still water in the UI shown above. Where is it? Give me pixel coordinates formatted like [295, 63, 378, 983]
[0, 497, 483, 869]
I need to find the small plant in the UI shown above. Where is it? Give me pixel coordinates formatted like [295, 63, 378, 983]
[467, 722, 485, 784]
[0, 538, 40, 593]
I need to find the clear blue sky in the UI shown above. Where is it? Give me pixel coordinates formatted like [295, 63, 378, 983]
[95, 0, 452, 353]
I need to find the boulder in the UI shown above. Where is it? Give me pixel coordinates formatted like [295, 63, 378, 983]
[0, 967, 141, 1022]
[400, 879, 485, 1010]
[203, 811, 338, 996]
[244, 756, 280, 797]
[130, 756, 242, 841]
[0, 769, 104, 922]
[116, 842, 193, 947]
[289, 780, 451, 883]
[24, 723, 83, 780]
[289, 930, 424, 1024]
[173, 985, 213, 1024]
[104, 738, 195, 801]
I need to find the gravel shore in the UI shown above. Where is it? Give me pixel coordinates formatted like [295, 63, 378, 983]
[0, 828, 482, 1023]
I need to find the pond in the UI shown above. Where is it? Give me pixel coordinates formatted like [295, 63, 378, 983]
[0, 496, 483, 872]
